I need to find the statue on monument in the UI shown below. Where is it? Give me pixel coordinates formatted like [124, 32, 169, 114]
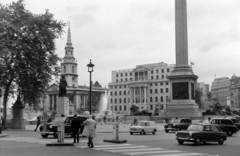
[59, 76, 68, 97]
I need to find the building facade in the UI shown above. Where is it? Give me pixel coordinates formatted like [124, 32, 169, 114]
[229, 74, 240, 109]
[211, 77, 230, 106]
[108, 62, 175, 115]
[42, 25, 106, 114]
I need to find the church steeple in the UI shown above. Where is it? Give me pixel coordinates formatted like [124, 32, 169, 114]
[65, 23, 74, 56]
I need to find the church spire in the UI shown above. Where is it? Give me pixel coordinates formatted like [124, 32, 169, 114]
[66, 22, 72, 46]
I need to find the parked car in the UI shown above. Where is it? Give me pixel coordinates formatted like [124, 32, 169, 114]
[176, 124, 227, 145]
[229, 118, 240, 130]
[164, 118, 192, 133]
[39, 115, 87, 138]
[210, 118, 238, 136]
[129, 121, 157, 135]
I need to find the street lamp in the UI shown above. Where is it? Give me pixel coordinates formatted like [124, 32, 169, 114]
[87, 59, 94, 115]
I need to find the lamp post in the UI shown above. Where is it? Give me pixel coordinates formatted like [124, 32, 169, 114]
[87, 60, 94, 115]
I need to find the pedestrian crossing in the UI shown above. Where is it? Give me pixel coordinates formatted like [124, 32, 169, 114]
[0, 137, 87, 145]
[77, 144, 218, 156]
[0, 137, 217, 156]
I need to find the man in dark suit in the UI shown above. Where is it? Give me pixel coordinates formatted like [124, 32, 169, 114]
[71, 115, 81, 143]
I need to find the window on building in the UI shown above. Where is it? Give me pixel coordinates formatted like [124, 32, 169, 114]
[155, 83, 158, 86]
[119, 91, 121, 95]
[125, 78, 127, 81]
[116, 74, 118, 77]
[124, 98, 126, 103]
[119, 98, 122, 103]
[119, 86, 122, 88]
[150, 89, 152, 94]
[121, 73, 123, 77]
[156, 75, 159, 79]
[125, 73, 127, 76]
[161, 89, 163, 93]
[162, 75, 164, 79]
[166, 82, 169, 85]
[111, 106, 113, 111]
[119, 106, 122, 111]
[115, 91, 117, 96]
[115, 99, 117, 103]
[64, 66, 66, 73]
[155, 96, 158, 102]
[151, 76, 153, 80]
[166, 88, 169, 93]
[161, 96, 163, 102]
[115, 106, 117, 111]
[124, 85, 126, 88]
[130, 78, 132, 81]
[167, 69, 170, 72]
[156, 70, 159, 73]
[161, 83, 163, 86]
[72, 66, 74, 73]
[130, 72, 132, 76]
[155, 89, 158, 93]
[110, 92, 112, 96]
[121, 79, 123, 82]
[124, 106, 127, 111]
[150, 105, 153, 110]
[110, 99, 113, 103]
[151, 70, 153, 74]
[150, 83, 152, 86]
[162, 69, 164, 73]
[116, 79, 118, 82]
[124, 91, 126, 95]
[166, 96, 169, 102]
[115, 86, 117, 89]
[150, 97, 153, 102]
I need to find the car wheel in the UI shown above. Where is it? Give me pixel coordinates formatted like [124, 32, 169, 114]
[140, 130, 145, 135]
[194, 137, 201, 145]
[152, 129, 156, 135]
[227, 131, 233, 136]
[178, 140, 184, 145]
[218, 137, 224, 145]
[165, 130, 169, 133]
[41, 134, 48, 138]
[130, 132, 133, 135]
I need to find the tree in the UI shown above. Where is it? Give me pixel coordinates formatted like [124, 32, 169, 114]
[195, 87, 203, 109]
[0, 0, 65, 125]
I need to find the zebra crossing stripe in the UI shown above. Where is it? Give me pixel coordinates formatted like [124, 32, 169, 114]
[92, 144, 131, 148]
[123, 150, 182, 155]
[108, 147, 163, 153]
[95, 145, 147, 150]
[147, 153, 210, 156]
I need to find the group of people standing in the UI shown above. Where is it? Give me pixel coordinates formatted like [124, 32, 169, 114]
[71, 114, 96, 148]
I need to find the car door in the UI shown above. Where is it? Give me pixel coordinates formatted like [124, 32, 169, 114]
[64, 117, 73, 134]
[144, 122, 150, 132]
[202, 125, 212, 141]
[210, 125, 221, 141]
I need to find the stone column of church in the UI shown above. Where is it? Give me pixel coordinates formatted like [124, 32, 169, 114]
[144, 87, 147, 104]
[188, 82, 191, 100]
[75, 94, 79, 110]
[133, 87, 135, 104]
[130, 87, 132, 104]
[140, 87, 142, 104]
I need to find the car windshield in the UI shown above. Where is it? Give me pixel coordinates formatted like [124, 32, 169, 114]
[170, 119, 181, 123]
[135, 122, 146, 126]
[187, 125, 203, 131]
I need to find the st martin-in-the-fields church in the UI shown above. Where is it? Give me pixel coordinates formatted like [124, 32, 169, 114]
[42, 25, 106, 114]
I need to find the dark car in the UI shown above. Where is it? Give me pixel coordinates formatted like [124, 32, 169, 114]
[229, 118, 240, 130]
[39, 115, 87, 138]
[164, 118, 192, 133]
[210, 118, 238, 136]
[176, 124, 227, 145]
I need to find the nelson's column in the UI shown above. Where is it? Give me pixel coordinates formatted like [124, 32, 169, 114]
[164, 0, 201, 117]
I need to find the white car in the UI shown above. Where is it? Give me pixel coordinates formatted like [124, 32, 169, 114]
[129, 121, 157, 135]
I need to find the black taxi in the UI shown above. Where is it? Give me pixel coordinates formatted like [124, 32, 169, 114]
[39, 115, 87, 138]
[164, 118, 192, 133]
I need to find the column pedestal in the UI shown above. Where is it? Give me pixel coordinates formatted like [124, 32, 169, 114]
[57, 97, 69, 116]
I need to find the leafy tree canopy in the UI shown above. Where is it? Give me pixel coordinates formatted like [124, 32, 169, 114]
[0, 0, 66, 121]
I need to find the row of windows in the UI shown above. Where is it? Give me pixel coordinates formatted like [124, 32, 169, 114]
[150, 88, 169, 94]
[111, 91, 130, 96]
[110, 96, 168, 104]
[116, 72, 132, 77]
[150, 82, 168, 86]
[111, 105, 128, 111]
[109, 82, 169, 89]
[116, 78, 132, 82]
[151, 69, 170, 74]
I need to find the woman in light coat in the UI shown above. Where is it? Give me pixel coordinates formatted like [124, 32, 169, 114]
[82, 115, 96, 148]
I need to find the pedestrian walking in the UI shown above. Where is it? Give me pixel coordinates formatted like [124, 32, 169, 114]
[133, 117, 137, 125]
[82, 115, 97, 148]
[34, 116, 41, 132]
[71, 115, 81, 143]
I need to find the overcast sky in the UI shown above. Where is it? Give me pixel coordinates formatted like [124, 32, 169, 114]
[2, 0, 240, 89]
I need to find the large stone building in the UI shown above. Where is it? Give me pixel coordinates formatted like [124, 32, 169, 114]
[42, 25, 106, 114]
[211, 77, 230, 106]
[108, 62, 175, 115]
[229, 74, 240, 109]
